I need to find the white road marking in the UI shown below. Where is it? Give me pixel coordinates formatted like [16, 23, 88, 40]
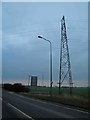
[8, 92, 14, 94]
[8, 103, 34, 120]
[0, 97, 2, 101]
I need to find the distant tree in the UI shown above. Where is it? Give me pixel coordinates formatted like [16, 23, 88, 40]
[13, 83, 25, 92]
[3, 83, 29, 93]
[3, 83, 13, 91]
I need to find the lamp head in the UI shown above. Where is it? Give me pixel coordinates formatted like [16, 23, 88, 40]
[38, 36, 42, 38]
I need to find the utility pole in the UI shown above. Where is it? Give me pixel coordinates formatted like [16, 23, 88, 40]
[38, 36, 53, 95]
[58, 16, 73, 95]
[28, 75, 31, 87]
[42, 74, 44, 86]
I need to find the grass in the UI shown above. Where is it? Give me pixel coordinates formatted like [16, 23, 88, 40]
[20, 86, 89, 110]
[29, 86, 89, 99]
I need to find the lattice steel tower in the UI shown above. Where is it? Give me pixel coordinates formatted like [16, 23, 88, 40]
[59, 16, 73, 95]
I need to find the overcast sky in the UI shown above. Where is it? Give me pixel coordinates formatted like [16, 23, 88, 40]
[1, 0, 89, 2]
[2, 2, 88, 87]
[0, 2, 2, 84]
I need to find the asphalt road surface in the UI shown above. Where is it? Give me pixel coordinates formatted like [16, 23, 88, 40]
[2, 90, 89, 120]
[0, 88, 2, 120]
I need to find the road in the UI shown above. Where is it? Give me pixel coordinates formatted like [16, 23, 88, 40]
[2, 90, 89, 119]
[0, 87, 2, 120]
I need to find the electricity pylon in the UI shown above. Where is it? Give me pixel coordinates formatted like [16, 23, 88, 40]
[58, 16, 73, 95]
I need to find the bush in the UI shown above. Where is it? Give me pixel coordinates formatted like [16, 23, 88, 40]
[3, 83, 13, 91]
[13, 83, 25, 92]
[3, 83, 29, 93]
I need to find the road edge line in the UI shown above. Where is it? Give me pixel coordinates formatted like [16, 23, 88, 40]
[8, 103, 34, 120]
[0, 97, 2, 101]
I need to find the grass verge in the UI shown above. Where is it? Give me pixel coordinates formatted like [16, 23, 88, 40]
[20, 92, 89, 111]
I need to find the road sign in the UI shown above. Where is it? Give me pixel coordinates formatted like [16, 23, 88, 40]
[31, 76, 37, 87]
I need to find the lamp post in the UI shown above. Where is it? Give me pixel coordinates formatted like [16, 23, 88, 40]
[28, 75, 31, 87]
[38, 36, 53, 95]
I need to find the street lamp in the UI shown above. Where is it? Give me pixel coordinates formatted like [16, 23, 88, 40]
[38, 36, 53, 95]
[28, 75, 31, 87]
